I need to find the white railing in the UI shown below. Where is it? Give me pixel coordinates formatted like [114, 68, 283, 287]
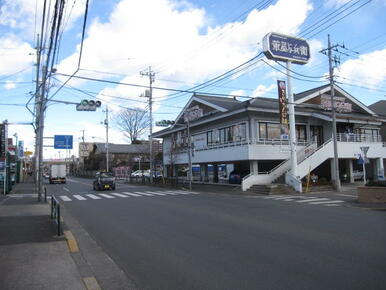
[336, 133, 382, 143]
[241, 141, 317, 191]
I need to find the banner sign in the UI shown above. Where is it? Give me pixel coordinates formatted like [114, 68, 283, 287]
[18, 141, 24, 158]
[277, 80, 289, 139]
[263, 32, 310, 64]
[321, 95, 352, 113]
[0, 123, 8, 158]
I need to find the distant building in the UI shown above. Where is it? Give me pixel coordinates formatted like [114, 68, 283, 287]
[79, 140, 162, 171]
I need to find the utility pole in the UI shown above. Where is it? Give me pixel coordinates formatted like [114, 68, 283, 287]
[104, 106, 109, 172]
[140, 66, 155, 183]
[34, 34, 42, 200]
[321, 34, 341, 192]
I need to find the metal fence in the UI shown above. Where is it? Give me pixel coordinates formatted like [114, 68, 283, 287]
[50, 195, 62, 236]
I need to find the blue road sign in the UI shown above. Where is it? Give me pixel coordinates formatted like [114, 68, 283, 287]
[54, 135, 73, 149]
[263, 32, 310, 64]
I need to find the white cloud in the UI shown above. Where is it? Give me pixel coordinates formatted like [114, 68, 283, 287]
[337, 48, 386, 88]
[57, 0, 313, 91]
[0, 36, 34, 76]
[0, 0, 88, 37]
[4, 80, 16, 89]
[251, 84, 276, 98]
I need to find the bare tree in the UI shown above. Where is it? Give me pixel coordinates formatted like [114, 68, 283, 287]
[114, 108, 149, 143]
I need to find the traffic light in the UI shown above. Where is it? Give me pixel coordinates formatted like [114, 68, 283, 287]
[156, 120, 175, 127]
[76, 99, 102, 111]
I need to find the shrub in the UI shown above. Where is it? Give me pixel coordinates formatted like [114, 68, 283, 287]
[366, 180, 386, 187]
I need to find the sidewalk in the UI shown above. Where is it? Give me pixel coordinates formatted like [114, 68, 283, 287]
[0, 179, 86, 290]
[1, 179, 137, 290]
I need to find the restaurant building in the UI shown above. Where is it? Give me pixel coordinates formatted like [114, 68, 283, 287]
[153, 84, 386, 191]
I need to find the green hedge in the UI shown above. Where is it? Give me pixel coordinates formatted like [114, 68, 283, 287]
[366, 180, 386, 187]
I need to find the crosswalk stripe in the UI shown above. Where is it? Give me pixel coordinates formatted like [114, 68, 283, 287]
[86, 194, 101, 200]
[133, 192, 154, 196]
[324, 204, 340, 207]
[111, 193, 129, 198]
[73, 195, 86, 201]
[172, 191, 191, 195]
[122, 192, 141, 197]
[162, 191, 179, 195]
[144, 191, 167, 196]
[60, 195, 71, 201]
[262, 195, 287, 199]
[282, 199, 295, 201]
[296, 198, 329, 203]
[309, 200, 345, 205]
[98, 193, 115, 199]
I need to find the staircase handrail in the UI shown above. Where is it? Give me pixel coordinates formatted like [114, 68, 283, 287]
[297, 138, 332, 165]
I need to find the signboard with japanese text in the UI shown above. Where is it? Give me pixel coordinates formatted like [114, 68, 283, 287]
[18, 141, 24, 158]
[0, 123, 8, 158]
[184, 105, 203, 122]
[54, 135, 73, 149]
[320, 95, 352, 113]
[263, 32, 310, 64]
[277, 80, 289, 139]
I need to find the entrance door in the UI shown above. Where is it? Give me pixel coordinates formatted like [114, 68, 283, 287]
[310, 126, 323, 146]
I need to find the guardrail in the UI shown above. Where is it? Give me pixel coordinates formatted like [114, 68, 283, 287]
[50, 195, 62, 236]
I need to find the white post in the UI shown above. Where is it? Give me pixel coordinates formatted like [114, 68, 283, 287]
[286, 61, 297, 178]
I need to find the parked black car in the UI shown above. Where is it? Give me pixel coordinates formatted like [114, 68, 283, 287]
[93, 172, 116, 191]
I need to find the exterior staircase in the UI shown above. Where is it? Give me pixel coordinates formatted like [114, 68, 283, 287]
[246, 184, 297, 195]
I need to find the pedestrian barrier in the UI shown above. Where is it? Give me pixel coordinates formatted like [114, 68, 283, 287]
[50, 195, 62, 236]
[44, 186, 47, 203]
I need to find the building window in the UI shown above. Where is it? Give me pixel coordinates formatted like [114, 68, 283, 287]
[259, 123, 267, 139]
[296, 125, 306, 141]
[206, 123, 246, 145]
[207, 131, 212, 145]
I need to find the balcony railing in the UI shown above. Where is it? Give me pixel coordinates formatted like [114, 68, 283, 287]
[336, 133, 382, 143]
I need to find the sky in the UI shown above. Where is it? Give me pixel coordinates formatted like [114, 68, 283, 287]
[0, 0, 385, 159]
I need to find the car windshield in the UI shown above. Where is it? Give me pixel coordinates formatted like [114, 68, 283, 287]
[100, 172, 113, 178]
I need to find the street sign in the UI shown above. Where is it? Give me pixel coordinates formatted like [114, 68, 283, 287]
[54, 135, 73, 149]
[18, 141, 24, 158]
[263, 32, 310, 64]
[156, 120, 175, 127]
[360, 146, 369, 155]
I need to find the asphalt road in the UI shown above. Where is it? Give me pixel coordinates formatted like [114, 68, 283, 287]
[48, 177, 386, 290]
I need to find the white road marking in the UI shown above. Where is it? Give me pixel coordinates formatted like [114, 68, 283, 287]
[336, 193, 356, 198]
[172, 191, 192, 195]
[133, 192, 154, 196]
[162, 191, 180, 195]
[86, 194, 101, 200]
[63, 187, 70, 192]
[110, 193, 128, 198]
[271, 196, 300, 200]
[296, 198, 329, 203]
[144, 191, 167, 196]
[282, 199, 295, 201]
[262, 195, 287, 199]
[98, 194, 115, 199]
[309, 200, 345, 205]
[60, 195, 71, 201]
[122, 192, 141, 197]
[73, 195, 86, 201]
[324, 204, 340, 207]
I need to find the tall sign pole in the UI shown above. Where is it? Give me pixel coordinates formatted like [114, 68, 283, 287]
[286, 61, 297, 178]
[263, 32, 310, 191]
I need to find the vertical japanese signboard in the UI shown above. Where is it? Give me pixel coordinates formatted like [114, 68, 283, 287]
[0, 123, 7, 158]
[277, 80, 289, 139]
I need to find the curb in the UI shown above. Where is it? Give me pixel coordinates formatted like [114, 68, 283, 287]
[63, 227, 102, 290]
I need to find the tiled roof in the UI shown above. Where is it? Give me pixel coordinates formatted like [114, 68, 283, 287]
[194, 94, 242, 110]
[293, 84, 330, 101]
[369, 100, 386, 117]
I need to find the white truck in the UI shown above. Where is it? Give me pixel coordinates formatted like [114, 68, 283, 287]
[49, 164, 66, 184]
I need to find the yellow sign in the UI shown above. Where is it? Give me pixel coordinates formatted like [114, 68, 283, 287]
[25, 151, 33, 156]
